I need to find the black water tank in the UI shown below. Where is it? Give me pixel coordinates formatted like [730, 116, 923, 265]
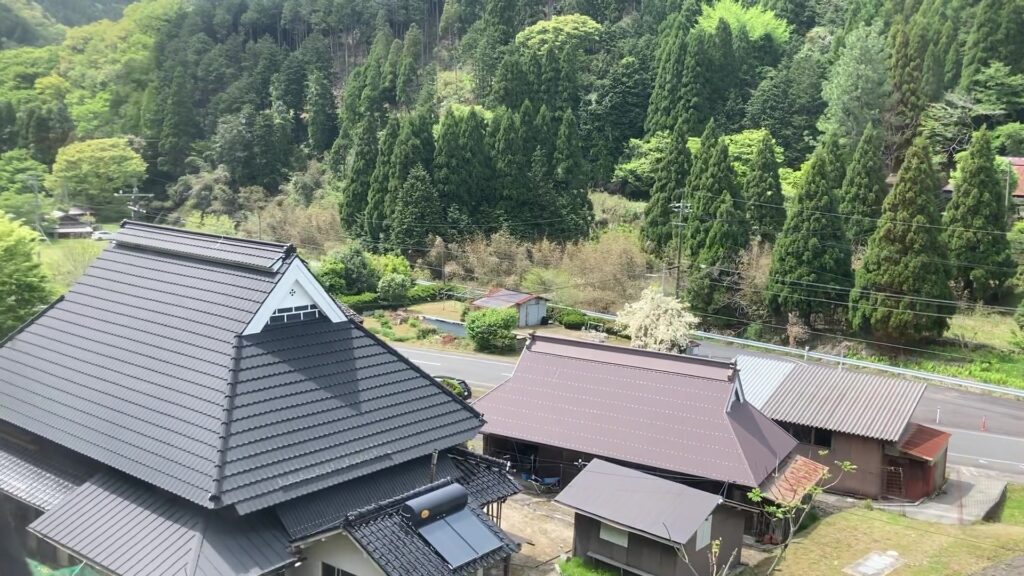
[401, 483, 469, 527]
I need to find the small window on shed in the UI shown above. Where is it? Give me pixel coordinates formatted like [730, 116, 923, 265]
[695, 515, 712, 550]
[266, 304, 321, 326]
[599, 522, 629, 548]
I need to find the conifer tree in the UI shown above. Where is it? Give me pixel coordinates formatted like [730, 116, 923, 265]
[943, 128, 1015, 301]
[819, 22, 888, 147]
[364, 115, 400, 243]
[159, 68, 198, 176]
[387, 164, 442, 254]
[642, 118, 691, 257]
[766, 142, 852, 325]
[397, 24, 423, 109]
[491, 108, 528, 226]
[554, 109, 584, 192]
[839, 123, 887, 247]
[434, 107, 494, 222]
[305, 70, 338, 155]
[743, 131, 785, 243]
[887, 18, 926, 163]
[687, 144, 746, 322]
[850, 138, 954, 341]
[387, 107, 436, 217]
[383, 38, 404, 106]
[960, 0, 1008, 88]
[341, 119, 378, 232]
[646, 0, 701, 134]
[490, 51, 528, 110]
[684, 122, 743, 260]
[271, 51, 307, 135]
[676, 29, 713, 136]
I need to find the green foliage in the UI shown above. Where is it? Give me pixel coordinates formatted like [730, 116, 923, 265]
[589, 192, 645, 229]
[0, 212, 52, 337]
[695, 0, 791, 45]
[514, 14, 602, 53]
[465, 307, 517, 352]
[0, 45, 58, 105]
[182, 213, 236, 235]
[557, 309, 588, 330]
[368, 252, 412, 279]
[993, 123, 1024, 155]
[331, 244, 378, 295]
[46, 137, 145, 218]
[377, 272, 412, 302]
[305, 70, 337, 154]
[613, 131, 671, 198]
[558, 557, 617, 576]
[819, 22, 887, 147]
[642, 119, 690, 257]
[315, 254, 347, 296]
[0, 148, 49, 223]
[387, 164, 442, 254]
[767, 137, 852, 324]
[743, 130, 785, 242]
[839, 123, 887, 247]
[850, 139, 954, 341]
[942, 128, 1015, 301]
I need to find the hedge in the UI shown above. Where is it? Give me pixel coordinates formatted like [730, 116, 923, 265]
[550, 306, 625, 336]
[339, 283, 449, 311]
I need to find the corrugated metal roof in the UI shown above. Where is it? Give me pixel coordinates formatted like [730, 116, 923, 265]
[114, 221, 293, 271]
[555, 459, 721, 545]
[29, 471, 293, 576]
[760, 363, 926, 442]
[757, 455, 828, 505]
[0, 223, 483, 513]
[474, 336, 796, 487]
[0, 423, 98, 510]
[736, 354, 797, 409]
[345, 481, 518, 576]
[275, 448, 519, 540]
[472, 288, 543, 308]
[898, 423, 951, 462]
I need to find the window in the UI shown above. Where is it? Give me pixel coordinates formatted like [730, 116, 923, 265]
[695, 516, 712, 550]
[785, 423, 832, 449]
[267, 304, 321, 326]
[599, 522, 629, 548]
[321, 563, 356, 576]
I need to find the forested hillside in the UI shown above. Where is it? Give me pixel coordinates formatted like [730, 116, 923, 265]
[0, 0, 131, 47]
[1, 0, 1023, 356]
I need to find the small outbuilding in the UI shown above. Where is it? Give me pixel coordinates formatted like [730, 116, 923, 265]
[50, 208, 94, 239]
[556, 459, 744, 576]
[471, 288, 548, 327]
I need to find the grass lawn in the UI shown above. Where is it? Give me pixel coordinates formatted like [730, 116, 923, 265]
[758, 508, 1024, 576]
[1003, 485, 1024, 527]
[946, 312, 1019, 350]
[406, 300, 466, 322]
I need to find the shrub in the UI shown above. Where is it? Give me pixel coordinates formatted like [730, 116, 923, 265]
[408, 282, 442, 302]
[340, 292, 380, 310]
[558, 309, 588, 330]
[315, 255, 347, 295]
[369, 253, 412, 279]
[323, 244, 377, 294]
[377, 273, 412, 302]
[416, 325, 439, 339]
[465, 308, 518, 352]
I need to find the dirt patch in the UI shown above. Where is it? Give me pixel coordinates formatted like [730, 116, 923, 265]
[499, 491, 575, 576]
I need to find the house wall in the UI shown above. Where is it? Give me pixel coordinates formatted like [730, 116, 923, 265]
[287, 532, 386, 576]
[572, 507, 744, 576]
[799, 432, 884, 498]
[931, 447, 948, 493]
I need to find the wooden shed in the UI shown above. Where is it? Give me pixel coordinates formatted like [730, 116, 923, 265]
[472, 288, 548, 327]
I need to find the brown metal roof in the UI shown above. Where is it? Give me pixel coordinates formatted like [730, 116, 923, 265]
[898, 423, 951, 462]
[759, 363, 926, 442]
[757, 455, 828, 505]
[555, 459, 721, 545]
[474, 336, 796, 487]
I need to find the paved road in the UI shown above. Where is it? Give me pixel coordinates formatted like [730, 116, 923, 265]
[396, 341, 1024, 480]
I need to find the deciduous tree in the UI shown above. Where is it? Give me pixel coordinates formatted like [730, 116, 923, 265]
[615, 286, 698, 353]
[0, 212, 52, 338]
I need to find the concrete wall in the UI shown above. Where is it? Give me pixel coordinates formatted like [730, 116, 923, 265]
[571, 506, 744, 576]
[799, 432, 884, 498]
[287, 532, 386, 576]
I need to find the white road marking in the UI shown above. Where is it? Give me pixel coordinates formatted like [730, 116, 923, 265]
[949, 453, 1024, 467]
[409, 359, 441, 366]
[394, 348, 515, 366]
[501, 373, 514, 376]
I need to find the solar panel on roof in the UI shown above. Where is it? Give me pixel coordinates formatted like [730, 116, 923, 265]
[418, 509, 502, 568]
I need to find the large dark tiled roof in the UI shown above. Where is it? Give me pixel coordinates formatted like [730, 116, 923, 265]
[29, 471, 293, 576]
[0, 221, 484, 513]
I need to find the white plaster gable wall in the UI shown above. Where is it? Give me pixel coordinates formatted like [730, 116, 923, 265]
[287, 532, 386, 576]
[244, 260, 347, 334]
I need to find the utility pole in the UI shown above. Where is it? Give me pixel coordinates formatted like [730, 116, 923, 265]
[671, 201, 689, 299]
[21, 175, 49, 243]
[115, 186, 153, 221]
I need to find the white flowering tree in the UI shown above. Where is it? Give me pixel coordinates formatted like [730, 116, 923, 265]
[616, 287, 699, 353]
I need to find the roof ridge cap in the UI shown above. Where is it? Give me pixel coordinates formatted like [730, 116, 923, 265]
[210, 335, 243, 506]
[529, 335, 737, 370]
[120, 220, 294, 252]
